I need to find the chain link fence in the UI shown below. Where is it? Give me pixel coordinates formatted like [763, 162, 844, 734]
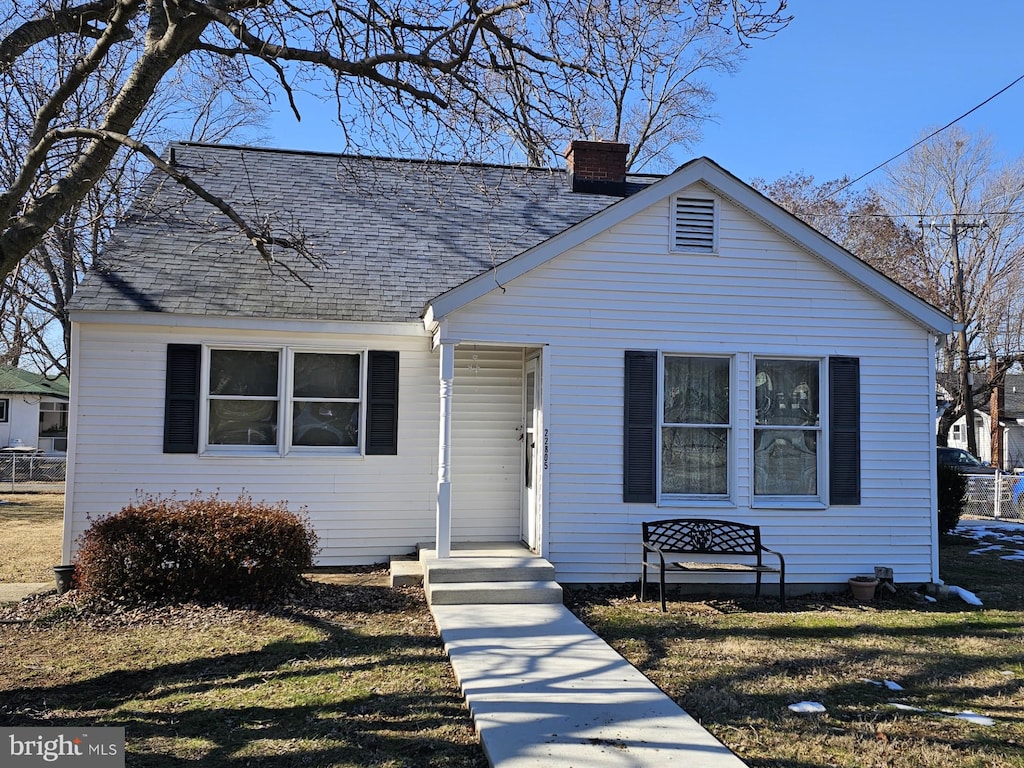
[962, 472, 1024, 521]
[0, 454, 67, 492]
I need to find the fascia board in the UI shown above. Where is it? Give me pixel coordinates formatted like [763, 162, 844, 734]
[69, 309, 429, 338]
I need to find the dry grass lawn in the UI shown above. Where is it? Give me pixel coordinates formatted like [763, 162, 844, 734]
[0, 492, 63, 581]
[2, 495, 1022, 767]
[567, 523, 1024, 768]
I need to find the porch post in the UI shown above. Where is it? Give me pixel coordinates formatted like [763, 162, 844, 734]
[436, 340, 455, 559]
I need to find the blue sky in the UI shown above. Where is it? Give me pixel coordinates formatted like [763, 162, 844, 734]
[692, 1, 1024, 186]
[264, 1, 1024, 188]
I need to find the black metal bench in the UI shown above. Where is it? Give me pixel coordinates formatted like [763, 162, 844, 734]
[641, 518, 786, 610]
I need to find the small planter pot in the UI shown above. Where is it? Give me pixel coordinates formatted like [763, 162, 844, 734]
[848, 576, 879, 602]
[53, 564, 75, 595]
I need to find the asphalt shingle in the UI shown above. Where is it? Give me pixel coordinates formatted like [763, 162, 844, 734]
[72, 143, 657, 323]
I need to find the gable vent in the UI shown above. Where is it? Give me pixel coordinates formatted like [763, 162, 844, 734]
[673, 197, 716, 253]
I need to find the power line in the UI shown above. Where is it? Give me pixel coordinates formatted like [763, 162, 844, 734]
[793, 209, 1024, 220]
[825, 72, 1024, 199]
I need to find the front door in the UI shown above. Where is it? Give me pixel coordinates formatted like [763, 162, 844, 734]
[521, 356, 541, 549]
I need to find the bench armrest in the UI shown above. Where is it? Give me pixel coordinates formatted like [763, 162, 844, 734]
[759, 544, 785, 573]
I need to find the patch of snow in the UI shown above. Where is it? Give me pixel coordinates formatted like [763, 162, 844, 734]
[1000, 552, 1024, 561]
[951, 711, 995, 726]
[969, 545, 1004, 555]
[923, 594, 937, 603]
[862, 679, 904, 691]
[947, 585, 983, 606]
[888, 703, 925, 712]
[788, 701, 826, 714]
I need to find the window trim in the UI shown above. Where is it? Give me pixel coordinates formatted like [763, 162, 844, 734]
[199, 344, 366, 457]
[0, 398, 7, 423]
[657, 352, 735, 503]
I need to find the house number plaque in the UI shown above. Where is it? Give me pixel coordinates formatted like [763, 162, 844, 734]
[543, 429, 549, 470]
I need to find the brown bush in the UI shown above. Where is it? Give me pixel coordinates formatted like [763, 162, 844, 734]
[75, 493, 318, 604]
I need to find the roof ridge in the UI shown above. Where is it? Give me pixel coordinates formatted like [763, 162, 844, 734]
[170, 141, 568, 174]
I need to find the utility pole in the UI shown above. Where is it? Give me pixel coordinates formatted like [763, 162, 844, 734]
[990, 356, 1004, 470]
[928, 216, 986, 456]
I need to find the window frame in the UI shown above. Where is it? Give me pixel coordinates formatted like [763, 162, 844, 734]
[657, 352, 734, 503]
[199, 344, 366, 457]
[0, 398, 7, 423]
[38, 401, 68, 436]
[751, 356, 825, 504]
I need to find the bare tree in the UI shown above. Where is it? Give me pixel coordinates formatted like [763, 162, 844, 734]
[450, 0, 791, 170]
[757, 133, 1024, 451]
[0, 0, 538, 282]
[880, 129, 1024, 449]
[0, 13, 262, 374]
[0, 0, 794, 296]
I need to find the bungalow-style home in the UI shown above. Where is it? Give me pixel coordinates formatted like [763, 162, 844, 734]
[62, 140, 955, 590]
[0, 364, 70, 454]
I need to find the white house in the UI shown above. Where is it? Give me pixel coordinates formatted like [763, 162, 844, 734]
[0, 365, 70, 454]
[943, 374, 1024, 471]
[63, 141, 955, 590]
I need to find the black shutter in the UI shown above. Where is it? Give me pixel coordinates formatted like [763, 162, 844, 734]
[164, 344, 201, 453]
[624, 351, 657, 503]
[829, 356, 861, 505]
[366, 350, 399, 455]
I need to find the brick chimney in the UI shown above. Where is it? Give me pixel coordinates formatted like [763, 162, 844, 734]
[564, 140, 629, 195]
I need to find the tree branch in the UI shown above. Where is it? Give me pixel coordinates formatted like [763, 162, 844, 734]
[0, 1, 121, 68]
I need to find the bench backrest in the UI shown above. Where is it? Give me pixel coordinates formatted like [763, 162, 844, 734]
[643, 518, 762, 556]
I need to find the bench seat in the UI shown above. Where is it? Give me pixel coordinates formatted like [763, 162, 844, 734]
[641, 518, 786, 610]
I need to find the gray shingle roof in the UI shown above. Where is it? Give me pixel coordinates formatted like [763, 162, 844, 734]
[72, 143, 657, 323]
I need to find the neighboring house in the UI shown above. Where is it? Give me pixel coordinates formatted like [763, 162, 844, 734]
[0, 365, 70, 454]
[945, 373, 1024, 471]
[63, 140, 955, 589]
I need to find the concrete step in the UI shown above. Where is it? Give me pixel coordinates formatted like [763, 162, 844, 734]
[425, 557, 555, 584]
[389, 556, 423, 587]
[427, 579, 563, 605]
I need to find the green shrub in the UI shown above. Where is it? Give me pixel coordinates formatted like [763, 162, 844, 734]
[937, 463, 967, 536]
[75, 493, 318, 604]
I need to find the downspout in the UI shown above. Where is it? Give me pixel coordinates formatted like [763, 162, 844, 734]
[61, 321, 81, 566]
[929, 332, 943, 584]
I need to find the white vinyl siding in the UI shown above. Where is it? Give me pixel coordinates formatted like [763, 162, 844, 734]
[66, 323, 440, 566]
[443, 184, 938, 586]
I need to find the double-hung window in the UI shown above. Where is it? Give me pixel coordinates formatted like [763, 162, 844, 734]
[753, 358, 821, 497]
[205, 347, 361, 454]
[624, 351, 857, 506]
[661, 355, 731, 497]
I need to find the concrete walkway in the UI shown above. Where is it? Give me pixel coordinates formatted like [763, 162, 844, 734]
[431, 601, 747, 768]
[0, 582, 49, 603]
